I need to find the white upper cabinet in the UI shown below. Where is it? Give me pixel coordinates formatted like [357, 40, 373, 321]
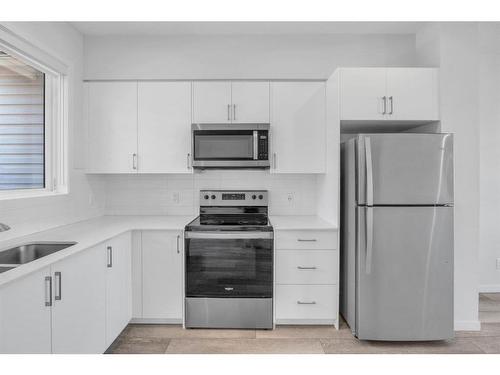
[385, 68, 439, 121]
[193, 81, 232, 123]
[193, 81, 270, 123]
[87, 82, 138, 173]
[0, 267, 52, 353]
[138, 82, 192, 173]
[142, 231, 183, 321]
[339, 67, 439, 121]
[231, 82, 270, 123]
[105, 232, 132, 347]
[340, 68, 387, 121]
[271, 82, 326, 174]
[51, 245, 106, 354]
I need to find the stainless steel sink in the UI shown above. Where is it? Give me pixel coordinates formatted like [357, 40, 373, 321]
[0, 266, 16, 274]
[0, 242, 77, 266]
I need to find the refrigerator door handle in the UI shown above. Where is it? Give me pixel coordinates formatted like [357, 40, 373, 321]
[365, 137, 374, 206]
[366, 207, 374, 274]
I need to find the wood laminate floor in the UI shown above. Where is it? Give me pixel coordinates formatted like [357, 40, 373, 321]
[106, 293, 500, 354]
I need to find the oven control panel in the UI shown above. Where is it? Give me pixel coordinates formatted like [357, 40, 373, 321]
[200, 190, 268, 206]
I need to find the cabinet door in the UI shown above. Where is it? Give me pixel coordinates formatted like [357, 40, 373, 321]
[271, 82, 326, 173]
[339, 68, 387, 120]
[231, 81, 270, 123]
[386, 68, 439, 121]
[105, 232, 132, 347]
[87, 82, 138, 173]
[142, 231, 183, 321]
[51, 245, 106, 353]
[193, 81, 232, 123]
[0, 267, 52, 353]
[138, 82, 192, 173]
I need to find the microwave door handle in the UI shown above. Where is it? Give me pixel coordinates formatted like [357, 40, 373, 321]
[253, 131, 258, 160]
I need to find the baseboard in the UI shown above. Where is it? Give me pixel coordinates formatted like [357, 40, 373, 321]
[454, 320, 481, 331]
[130, 318, 182, 324]
[275, 318, 337, 326]
[479, 284, 500, 293]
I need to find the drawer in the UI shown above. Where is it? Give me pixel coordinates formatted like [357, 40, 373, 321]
[275, 230, 337, 250]
[276, 250, 338, 285]
[275, 285, 337, 320]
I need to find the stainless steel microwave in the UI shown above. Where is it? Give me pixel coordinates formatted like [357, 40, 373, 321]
[191, 124, 270, 169]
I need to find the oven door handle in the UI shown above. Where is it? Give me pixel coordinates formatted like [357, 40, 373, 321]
[185, 231, 274, 240]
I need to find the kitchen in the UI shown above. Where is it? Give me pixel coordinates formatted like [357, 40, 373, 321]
[0, 12, 499, 366]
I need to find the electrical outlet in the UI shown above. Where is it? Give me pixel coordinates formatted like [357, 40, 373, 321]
[496, 258, 500, 270]
[287, 192, 294, 204]
[172, 192, 180, 204]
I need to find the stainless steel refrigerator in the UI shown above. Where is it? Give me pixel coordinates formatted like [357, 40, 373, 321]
[340, 133, 454, 341]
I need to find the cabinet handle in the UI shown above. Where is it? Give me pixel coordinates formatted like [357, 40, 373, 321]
[389, 96, 394, 115]
[297, 301, 317, 305]
[132, 153, 138, 170]
[176, 235, 180, 254]
[273, 153, 277, 169]
[227, 104, 231, 121]
[54, 272, 62, 301]
[297, 238, 317, 242]
[233, 104, 236, 121]
[382, 96, 387, 115]
[297, 266, 317, 270]
[107, 246, 113, 268]
[187, 153, 191, 170]
[45, 276, 52, 307]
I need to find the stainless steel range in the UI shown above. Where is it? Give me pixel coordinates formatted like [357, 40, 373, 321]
[184, 190, 273, 329]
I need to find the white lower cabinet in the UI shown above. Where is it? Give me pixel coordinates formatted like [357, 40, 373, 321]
[0, 267, 52, 353]
[274, 229, 339, 326]
[0, 232, 133, 354]
[275, 285, 338, 322]
[141, 231, 183, 321]
[51, 245, 107, 354]
[105, 232, 132, 347]
[276, 250, 338, 285]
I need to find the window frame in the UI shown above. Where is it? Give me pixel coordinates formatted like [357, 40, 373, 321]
[0, 35, 68, 200]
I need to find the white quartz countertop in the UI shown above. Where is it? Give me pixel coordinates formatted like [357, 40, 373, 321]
[0, 214, 337, 287]
[0, 215, 194, 287]
[269, 215, 337, 230]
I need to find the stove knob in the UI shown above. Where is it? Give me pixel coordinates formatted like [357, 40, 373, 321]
[203, 194, 209, 200]
[252, 195, 257, 200]
[258, 194, 264, 200]
[211, 194, 216, 200]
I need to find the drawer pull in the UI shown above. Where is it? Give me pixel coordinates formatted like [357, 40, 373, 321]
[297, 301, 317, 305]
[297, 266, 317, 270]
[297, 239, 317, 242]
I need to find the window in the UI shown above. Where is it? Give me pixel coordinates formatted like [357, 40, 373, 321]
[0, 51, 45, 190]
[0, 41, 67, 199]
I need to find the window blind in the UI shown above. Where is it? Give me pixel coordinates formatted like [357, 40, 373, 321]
[0, 51, 45, 190]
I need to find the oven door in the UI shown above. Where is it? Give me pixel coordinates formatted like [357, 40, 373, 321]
[185, 231, 273, 298]
[191, 124, 269, 168]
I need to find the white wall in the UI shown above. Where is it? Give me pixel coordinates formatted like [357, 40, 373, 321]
[416, 23, 481, 330]
[0, 22, 105, 242]
[478, 24, 500, 292]
[84, 34, 416, 80]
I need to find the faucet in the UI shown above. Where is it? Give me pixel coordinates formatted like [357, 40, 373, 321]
[0, 223, 10, 232]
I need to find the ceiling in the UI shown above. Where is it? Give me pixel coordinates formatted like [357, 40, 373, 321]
[71, 22, 427, 36]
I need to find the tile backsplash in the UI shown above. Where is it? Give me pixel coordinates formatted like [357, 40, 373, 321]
[101, 171, 318, 216]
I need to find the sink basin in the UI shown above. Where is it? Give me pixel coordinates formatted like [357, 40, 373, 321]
[0, 266, 16, 274]
[0, 242, 77, 265]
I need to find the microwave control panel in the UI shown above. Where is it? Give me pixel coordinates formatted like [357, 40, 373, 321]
[258, 131, 269, 160]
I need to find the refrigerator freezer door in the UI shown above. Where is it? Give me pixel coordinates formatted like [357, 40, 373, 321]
[356, 206, 454, 341]
[357, 133, 453, 205]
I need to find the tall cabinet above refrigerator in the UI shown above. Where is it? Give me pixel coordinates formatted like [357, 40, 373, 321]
[340, 133, 454, 341]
